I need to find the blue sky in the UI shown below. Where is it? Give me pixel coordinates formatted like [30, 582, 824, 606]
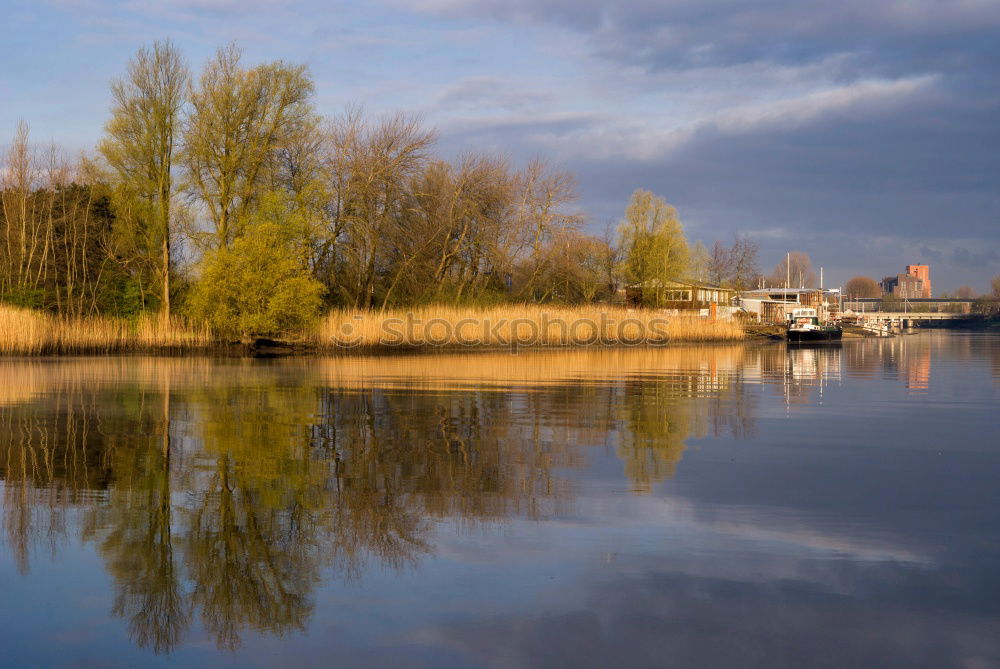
[2, 0, 999, 292]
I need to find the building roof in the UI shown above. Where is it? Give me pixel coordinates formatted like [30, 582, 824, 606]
[626, 278, 736, 290]
[741, 287, 840, 295]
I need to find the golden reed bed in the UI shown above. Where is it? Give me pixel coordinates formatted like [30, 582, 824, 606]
[0, 304, 742, 355]
[0, 305, 213, 355]
[318, 305, 743, 349]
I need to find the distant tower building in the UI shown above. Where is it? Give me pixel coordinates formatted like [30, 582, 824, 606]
[881, 272, 925, 299]
[905, 264, 931, 298]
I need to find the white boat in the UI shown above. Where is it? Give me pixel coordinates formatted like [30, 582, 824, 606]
[787, 307, 843, 343]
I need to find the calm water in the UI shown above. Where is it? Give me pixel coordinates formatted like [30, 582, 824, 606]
[1, 333, 999, 668]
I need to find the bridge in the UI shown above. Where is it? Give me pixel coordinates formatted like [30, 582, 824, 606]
[850, 312, 974, 322]
[844, 297, 972, 311]
[842, 297, 975, 329]
[844, 311, 974, 334]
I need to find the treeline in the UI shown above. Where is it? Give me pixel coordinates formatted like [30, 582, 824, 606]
[0, 129, 123, 315]
[1, 41, 760, 337]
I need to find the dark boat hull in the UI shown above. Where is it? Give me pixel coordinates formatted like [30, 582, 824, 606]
[787, 328, 843, 343]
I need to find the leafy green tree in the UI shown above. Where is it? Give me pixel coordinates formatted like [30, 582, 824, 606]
[617, 189, 689, 305]
[100, 41, 188, 318]
[183, 44, 315, 250]
[188, 222, 325, 338]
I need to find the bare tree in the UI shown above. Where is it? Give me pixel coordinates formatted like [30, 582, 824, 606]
[534, 228, 610, 303]
[729, 235, 760, 290]
[706, 240, 733, 286]
[697, 235, 759, 289]
[954, 285, 975, 299]
[688, 241, 709, 282]
[517, 160, 580, 284]
[844, 276, 881, 299]
[320, 109, 435, 306]
[1, 121, 40, 296]
[769, 251, 817, 288]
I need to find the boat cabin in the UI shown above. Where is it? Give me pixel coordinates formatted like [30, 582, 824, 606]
[790, 307, 819, 326]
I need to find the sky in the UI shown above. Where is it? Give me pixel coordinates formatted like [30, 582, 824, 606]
[2, 0, 999, 293]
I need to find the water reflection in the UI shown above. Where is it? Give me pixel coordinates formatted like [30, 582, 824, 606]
[1, 335, 997, 658]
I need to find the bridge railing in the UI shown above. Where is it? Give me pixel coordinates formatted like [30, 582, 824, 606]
[842, 298, 972, 314]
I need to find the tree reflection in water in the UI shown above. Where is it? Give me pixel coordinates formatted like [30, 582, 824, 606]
[0, 347, 762, 652]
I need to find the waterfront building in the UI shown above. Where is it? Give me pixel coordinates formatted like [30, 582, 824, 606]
[882, 264, 932, 299]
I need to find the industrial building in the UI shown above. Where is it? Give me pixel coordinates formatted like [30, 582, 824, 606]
[882, 264, 932, 299]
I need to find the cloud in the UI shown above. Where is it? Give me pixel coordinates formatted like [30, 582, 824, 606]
[434, 76, 553, 112]
[393, 0, 1000, 75]
[919, 245, 944, 262]
[950, 247, 1000, 268]
[436, 74, 936, 166]
[709, 76, 935, 134]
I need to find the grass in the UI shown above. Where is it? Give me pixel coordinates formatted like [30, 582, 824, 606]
[317, 304, 743, 350]
[1, 303, 742, 355]
[0, 304, 213, 355]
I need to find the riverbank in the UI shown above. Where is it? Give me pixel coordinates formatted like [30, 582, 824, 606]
[0, 304, 744, 355]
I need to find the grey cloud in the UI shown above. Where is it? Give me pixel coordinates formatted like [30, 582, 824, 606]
[919, 245, 943, 263]
[403, 0, 1000, 76]
[951, 247, 1000, 268]
[435, 77, 552, 112]
[435, 66, 999, 288]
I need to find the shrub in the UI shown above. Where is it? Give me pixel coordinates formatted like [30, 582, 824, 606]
[189, 223, 325, 339]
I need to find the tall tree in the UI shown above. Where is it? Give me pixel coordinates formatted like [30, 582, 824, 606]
[844, 276, 881, 298]
[692, 235, 758, 289]
[320, 109, 434, 306]
[512, 159, 581, 300]
[689, 240, 709, 282]
[707, 240, 732, 286]
[769, 251, 817, 288]
[617, 189, 689, 305]
[1, 122, 44, 300]
[183, 44, 315, 249]
[729, 235, 760, 290]
[100, 41, 188, 318]
[954, 285, 975, 299]
[992, 274, 1000, 299]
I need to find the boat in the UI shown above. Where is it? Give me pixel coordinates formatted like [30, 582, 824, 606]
[786, 307, 843, 343]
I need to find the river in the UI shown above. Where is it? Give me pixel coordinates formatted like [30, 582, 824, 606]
[1, 332, 998, 667]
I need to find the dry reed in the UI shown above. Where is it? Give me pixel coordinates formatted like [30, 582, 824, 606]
[0, 305, 213, 355]
[318, 305, 743, 350]
[1, 303, 743, 356]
